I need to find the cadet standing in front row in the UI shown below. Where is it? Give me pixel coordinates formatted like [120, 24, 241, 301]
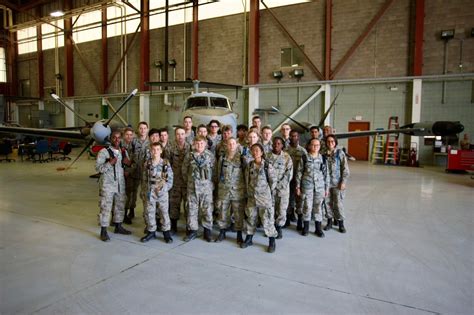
[140, 142, 174, 243]
[241, 143, 278, 253]
[324, 134, 350, 233]
[96, 130, 132, 241]
[182, 135, 216, 242]
[214, 137, 246, 244]
[295, 138, 329, 237]
[266, 137, 293, 239]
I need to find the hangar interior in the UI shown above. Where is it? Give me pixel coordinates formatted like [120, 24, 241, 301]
[0, 1, 473, 314]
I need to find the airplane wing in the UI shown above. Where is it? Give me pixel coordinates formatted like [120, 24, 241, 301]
[146, 80, 241, 90]
[0, 126, 87, 141]
[334, 128, 423, 139]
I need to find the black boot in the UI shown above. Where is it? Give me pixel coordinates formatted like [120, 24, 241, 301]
[203, 228, 212, 242]
[129, 208, 135, 219]
[289, 210, 296, 222]
[114, 223, 132, 235]
[338, 220, 346, 233]
[275, 225, 283, 239]
[183, 230, 197, 242]
[236, 231, 244, 244]
[333, 219, 338, 227]
[170, 219, 178, 235]
[100, 227, 110, 242]
[324, 218, 333, 231]
[140, 231, 156, 242]
[123, 209, 132, 224]
[240, 235, 253, 248]
[315, 221, 325, 238]
[302, 221, 309, 236]
[267, 237, 276, 253]
[214, 229, 226, 242]
[296, 214, 303, 231]
[163, 230, 173, 243]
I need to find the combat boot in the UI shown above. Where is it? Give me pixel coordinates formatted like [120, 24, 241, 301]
[129, 208, 135, 219]
[203, 228, 212, 242]
[170, 219, 178, 235]
[214, 229, 226, 242]
[275, 225, 283, 239]
[123, 209, 132, 224]
[140, 231, 156, 242]
[100, 227, 110, 242]
[324, 218, 333, 231]
[236, 231, 244, 244]
[183, 230, 197, 242]
[333, 219, 338, 227]
[338, 220, 346, 233]
[296, 214, 303, 231]
[163, 230, 173, 243]
[315, 221, 325, 238]
[114, 223, 132, 235]
[267, 237, 276, 253]
[302, 221, 309, 236]
[240, 235, 253, 248]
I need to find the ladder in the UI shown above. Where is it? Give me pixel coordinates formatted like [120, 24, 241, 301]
[384, 116, 400, 165]
[371, 129, 385, 164]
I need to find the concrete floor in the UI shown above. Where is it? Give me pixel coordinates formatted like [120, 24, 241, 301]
[0, 156, 472, 315]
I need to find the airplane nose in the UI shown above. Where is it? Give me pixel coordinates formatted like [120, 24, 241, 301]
[454, 122, 464, 134]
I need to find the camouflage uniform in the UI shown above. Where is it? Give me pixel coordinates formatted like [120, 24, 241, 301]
[142, 158, 174, 232]
[296, 153, 329, 222]
[182, 149, 215, 231]
[266, 151, 293, 227]
[169, 142, 191, 220]
[185, 130, 195, 146]
[207, 134, 222, 154]
[244, 160, 277, 237]
[240, 145, 254, 165]
[286, 144, 307, 215]
[215, 152, 246, 231]
[121, 139, 139, 211]
[215, 140, 228, 160]
[262, 141, 272, 154]
[161, 141, 172, 161]
[326, 148, 350, 220]
[96, 146, 126, 226]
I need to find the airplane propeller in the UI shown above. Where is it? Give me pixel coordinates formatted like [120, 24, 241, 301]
[56, 88, 138, 171]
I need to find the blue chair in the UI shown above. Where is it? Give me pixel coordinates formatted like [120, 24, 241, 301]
[33, 140, 50, 163]
[0, 141, 15, 162]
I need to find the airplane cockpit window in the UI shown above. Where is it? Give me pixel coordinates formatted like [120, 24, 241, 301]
[186, 97, 208, 109]
[210, 97, 229, 109]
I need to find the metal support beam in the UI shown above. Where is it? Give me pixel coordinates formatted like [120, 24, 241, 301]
[72, 40, 102, 94]
[248, 0, 259, 85]
[36, 6, 44, 99]
[248, 87, 259, 126]
[325, 0, 332, 80]
[105, 23, 140, 93]
[273, 85, 325, 133]
[331, 0, 396, 79]
[8, 24, 17, 96]
[65, 99, 75, 127]
[140, 0, 150, 92]
[164, 0, 169, 83]
[261, 0, 324, 81]
[64, 0, 74, 96]
[192, 0, 199, 80]
[101, 4, 108, 94]
[411, 79, 422, 159]
[413, 0, 424, 76]
[324, 83, 331, 126]
[139, 93, 150, 123]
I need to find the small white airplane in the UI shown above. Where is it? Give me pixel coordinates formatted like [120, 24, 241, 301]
[147, 80, 239, 133]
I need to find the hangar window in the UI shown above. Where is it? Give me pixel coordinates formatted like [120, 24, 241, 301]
[281, 45, 304, 68]
[0, 47, 6, 82]
[17, 27, 37, 54]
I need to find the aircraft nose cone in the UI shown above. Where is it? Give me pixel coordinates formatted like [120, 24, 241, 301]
[454, 122, 464, 134]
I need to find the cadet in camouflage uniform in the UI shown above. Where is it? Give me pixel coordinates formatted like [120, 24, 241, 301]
[266, 137, 293, 239]
[241, 143, 278, 253]
[324, 134, 350, 233]
[241, 130, 259, 164]
[280, 123, 292, 148]
[215, 124, 234, 159]
[183, 116, 195, 145]
[121, 127, 137, 224]
[214, 137, 246, 244]
[285, 130, 307, 229]
[159, 128, 172, 161]
[96, 130, 132, 241]
[182, 136, 216, 242]
[261, 126, 273, 154]
[207, 120, 222, 154]
[236, 124, 248, 147]
[168, 126, 191, 234]
[296, 138, 329, 237]
[140, 142, 174, 243]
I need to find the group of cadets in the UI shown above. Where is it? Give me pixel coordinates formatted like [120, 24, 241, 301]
[96, 115, 350, 254]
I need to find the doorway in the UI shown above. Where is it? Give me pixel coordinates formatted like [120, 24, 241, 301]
[348, 121, 370, 161]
